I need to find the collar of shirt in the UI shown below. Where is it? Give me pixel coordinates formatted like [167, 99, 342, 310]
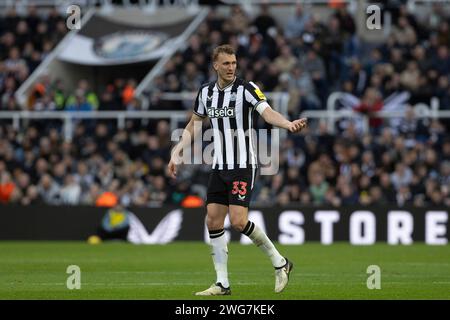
[215, 76, 236, 91]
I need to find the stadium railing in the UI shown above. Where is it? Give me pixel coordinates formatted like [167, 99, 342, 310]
[1, 92, 290, 141]
[2, 93, 449, 139]
[301, 108, 450, 134]
[0, 0, 200, 9]
[0, 110, 187, 141]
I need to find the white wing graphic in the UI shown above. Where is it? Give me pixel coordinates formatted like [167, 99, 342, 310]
[126, 210, 183, 244]
[336, 91, 410, 133]
[148, 209, 183, 244]
[383, 91, 410, 128]
[383, 91, 410, 112]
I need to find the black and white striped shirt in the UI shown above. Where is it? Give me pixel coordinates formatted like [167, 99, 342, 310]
[193, 77, 270, 170]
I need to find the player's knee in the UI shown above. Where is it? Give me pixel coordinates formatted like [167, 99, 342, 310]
[229, 216, 246, 232]
[206, 214, 223, 230]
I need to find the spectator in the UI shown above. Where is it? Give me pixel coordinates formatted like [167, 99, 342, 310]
[37, 174, 60, 205]
[299, 48, 326, 81]
[390, 163, 414, 191]
[340, 183, 359, 205]
[122, 79, 136, 106]
[400, 61, 420, 91]
[253, 4, 277, 39]
[65, 80, 99, 110]
[392, 17, 416, 47]
[66, 89, 94, 112]
[0, 171, 17, 203]
[287, 65, 320, 112]
[284, 4, 311, 40]
[228, 5, 250, 34]
[309, 171, 329, 205]
[180, 62, 204, 92]
[434, 46, 450, 76]
[320, 15, 343, 82]
[21, 185, 43, 205]
[354, 87, 384, 133]
[273, 45, 296, 74]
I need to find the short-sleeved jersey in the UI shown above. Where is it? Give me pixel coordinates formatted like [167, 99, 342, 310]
[193, 77, 270, 170]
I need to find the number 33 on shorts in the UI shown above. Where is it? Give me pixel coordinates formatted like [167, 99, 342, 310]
[231, 181, 247, 195]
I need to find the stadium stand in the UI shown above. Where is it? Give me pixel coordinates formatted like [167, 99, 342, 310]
[0, 1, 449, 208]
[0, 5, 68, 111]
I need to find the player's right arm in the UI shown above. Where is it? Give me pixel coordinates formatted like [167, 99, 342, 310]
[168, 87, 208, 179]
[168, 113, 205, 178]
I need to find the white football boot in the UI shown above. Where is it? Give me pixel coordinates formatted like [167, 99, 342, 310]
[274, 258, 293, 293]
[195, 283, 231, 296]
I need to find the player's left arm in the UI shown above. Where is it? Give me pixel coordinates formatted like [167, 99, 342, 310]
[244, 81, 307, 133]
[260, 106, 307, 133]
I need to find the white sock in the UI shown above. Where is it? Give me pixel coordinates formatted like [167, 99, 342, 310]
[242, 221, 286, 268]
[209, 229, 229, 288]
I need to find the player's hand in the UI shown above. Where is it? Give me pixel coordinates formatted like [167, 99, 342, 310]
[288, 118, 307, 133]
[167, 158, 177, 179]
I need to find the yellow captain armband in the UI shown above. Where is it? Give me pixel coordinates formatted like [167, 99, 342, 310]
[254, 88, 266, 100]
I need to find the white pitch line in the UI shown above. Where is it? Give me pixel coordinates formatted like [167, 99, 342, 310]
[106, 271, 209, 275]
[388, 263, 450, 266]
[9, 282, 260, 286]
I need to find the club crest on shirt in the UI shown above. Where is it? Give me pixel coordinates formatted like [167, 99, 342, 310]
[229, 92, 237, 101]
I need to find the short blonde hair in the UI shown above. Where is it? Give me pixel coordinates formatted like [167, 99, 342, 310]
[212, 44, 235, 62]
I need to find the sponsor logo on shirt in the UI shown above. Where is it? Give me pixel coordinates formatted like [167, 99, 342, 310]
[207, 107, 235, 118]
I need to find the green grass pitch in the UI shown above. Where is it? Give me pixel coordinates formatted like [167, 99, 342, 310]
[0, 241, 449, 299]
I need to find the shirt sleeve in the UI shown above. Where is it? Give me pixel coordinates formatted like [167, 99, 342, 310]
[244, 81, 270, 115]
[193, 87, 207, 118]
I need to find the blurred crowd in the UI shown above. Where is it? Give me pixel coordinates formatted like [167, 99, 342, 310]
[149, 3, 450, 117]
[0, 113, 448, 207]
[0, 3, 449, 207]
[3, 3, 450, 115]
[265, 115, 449, 207]
[0, 120, 176, 207]
[0, 6, 68, 111]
